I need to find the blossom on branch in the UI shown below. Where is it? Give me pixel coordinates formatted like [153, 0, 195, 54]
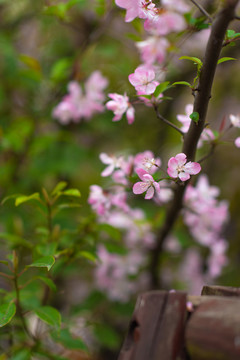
[167, 153, 201, 181]
[133, 168, 160, 199]
[106, 93, 135, 124]
[129, 65, 158, 95]
[99, 153, 123, 177]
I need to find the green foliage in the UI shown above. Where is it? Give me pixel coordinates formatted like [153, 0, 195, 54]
[190, 111, 200, 124]
[34, 306, 61, 329]
[28, 256, 55, 271]
[0, 302, 16, 327]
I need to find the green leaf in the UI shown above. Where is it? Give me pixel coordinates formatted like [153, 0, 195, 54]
[57, 203, 81, 210]
[1, 194, 20, 205]
[34, 306, 61, 329]
[227, 29, 235, 38]
[179, 56, 203, 66]
[28, 256, 55, 271]
[0, 303, 16, 327]
[153, 81, 170, 97]
[217, 57, 236, 64]
[60, 189, 81, 197]
[172, 81, 191, 87]
[0, 260, 9, 266]
[11, 349, 31, 360]
[51, 181, 68, 196]
[15, 193, 40, 207]
[19, 54, 41, 73]
[52, 328, 88, 351]
[37, 276, 57, 291]
[94, 323, 121, 349]
[77, 251, 98, 263]
[190, 111, 199, 123]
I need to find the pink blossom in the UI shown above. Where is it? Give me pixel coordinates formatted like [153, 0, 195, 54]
[115, 0, 157, 22]
[88, 185, 111, 216]
[129, 65, 158, 95]
[106, 93, 135, 124]
[230, 114, 240, 128]
[235, 137, 240, 148]
[99, 153, 123, 177]
[133, 168, 160, 199]
[134, 150, 161, 174]
[167, 153, 201, 181]
[144, 11, 186, 36]
[207, 240, 228, 278]
[136, 36, 169, 65]
[52, 71, 108, 124]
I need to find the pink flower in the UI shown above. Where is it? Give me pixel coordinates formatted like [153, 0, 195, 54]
[136, 36, 169, 65]
[230, 114, 240, 128]
[129, 65, 158, 95]
[235, 137, 240, 148]
[106, 93, 135, 124]
[115, 0, 157, 22]
[133, 168, 160, 199]
[167, 153, 201, 181]
[134, 150, 161, 174]
[99, 153, 123, 177]
[52, 71, 108, 124]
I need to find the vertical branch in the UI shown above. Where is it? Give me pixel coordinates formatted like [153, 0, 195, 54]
[150, 0, 239, 288]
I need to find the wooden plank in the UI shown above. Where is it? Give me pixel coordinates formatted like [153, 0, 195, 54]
[185, 297, 240, 360]
[201, 285, 240, 297]
[118, 290, 187, 360]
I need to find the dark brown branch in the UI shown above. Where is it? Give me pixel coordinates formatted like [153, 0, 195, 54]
[150, 0, 239, 288]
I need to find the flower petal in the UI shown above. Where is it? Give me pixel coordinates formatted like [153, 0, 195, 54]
[133, 181, 149, 194]
[145, 186, 154, 199]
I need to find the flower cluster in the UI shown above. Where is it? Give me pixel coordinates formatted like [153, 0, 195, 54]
[52, 71, 108, 125]
[230, 113, 240, 148]
[183, 175, 229, 278]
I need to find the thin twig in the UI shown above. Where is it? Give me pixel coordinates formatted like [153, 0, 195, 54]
[154, 106, 185, 136]
[190, 0, 213, 22]
[197, 143, 216, 163]
[0, 272, 13, 280]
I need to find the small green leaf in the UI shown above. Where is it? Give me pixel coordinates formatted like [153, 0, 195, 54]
[57, 203, 81, 210]
[51, 181, 68, 196]
[190, 111, 199, 123]
[78, 251, 98, 263]
[19, 54, 41, 73]
[172, 81, 191, 87]
[11, 349, 31, 360]
[153, 81, 170, 97]
[60, 189, 81, 197]
[37, 276, 57, 291]
[0, 303, 16, 327]
[1, 194, 20, 205]
[0, 260, 9, 266]
[217, 57, 236, 64]
[34, 306, 61, 329]
[52, 328, 88, 351]
[138, 94, 152, 100]
[15, 193, 40, 207]
[179, 56, 203, 66]
[28, 256, 55, 271]
[227, 29, 235, 37]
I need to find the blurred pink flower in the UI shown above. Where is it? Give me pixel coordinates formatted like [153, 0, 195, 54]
[136, 36, 169, 65]
[129, 65, 158, 95]
[106, 93, 135, 124]
[134, 150, 161, 174]
[99, 153, 123, 177]
[167, 153, 201, 181]
[230, 114, 240, 128]
[235, 137, 240, 147]
[52, 71, 108, 124]
[133, 168, 160, 199]
[115, 0, 157, 22]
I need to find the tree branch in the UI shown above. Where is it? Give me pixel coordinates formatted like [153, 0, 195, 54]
[190, 0, 213, 22]
[150, 0, 239, 288]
